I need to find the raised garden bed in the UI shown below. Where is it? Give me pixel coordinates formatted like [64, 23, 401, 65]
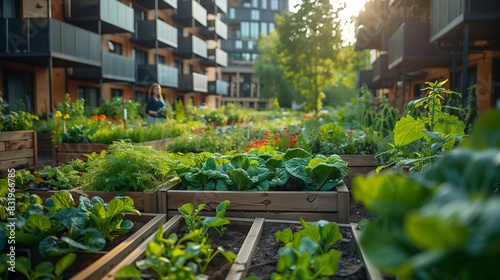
[339, 155, 378, 187]
[158, 181, 350, 224]
[15, 213, 166, 280]
[103, 216, 382, 280]
[0, 130, 38, 169]
[55, 138, 175, 164]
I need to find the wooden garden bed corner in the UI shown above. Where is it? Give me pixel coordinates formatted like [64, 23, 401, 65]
[0, 130, 38, 170]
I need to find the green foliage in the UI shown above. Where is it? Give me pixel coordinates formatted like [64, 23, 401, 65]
[115, 202, 236, 279]
[1, 253, 76, 280]
[31, 164, 81, 190]
[174, 99, 186, 122]
[352, 107, 500, 279]
[378, 80, 465, 172]
[272, 218, 342, 279]
[93, 97, 142, 121]
[1, 110, 39, 131]
[200, 108, 227, 126]
[173, 148, 348, 192]
[80, 142, 176, 192]
[165, 129, 248, 154]
[54, 93, 86, 119]
[254, 30, 299, 107]
[275, 0, 352, 114]
[464, 84, 478, 134]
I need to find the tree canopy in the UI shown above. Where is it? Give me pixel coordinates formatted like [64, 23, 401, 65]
[275, 0, 353, 114]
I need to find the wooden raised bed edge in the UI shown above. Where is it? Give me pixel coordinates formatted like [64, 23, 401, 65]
[339, 155, 378, 187]
[350, 223, 384, 280]
[71, 213, 167, 280]
[0, 130, 38, 169]
[158, 181, 350, 224]
[103, 216, 382, 280]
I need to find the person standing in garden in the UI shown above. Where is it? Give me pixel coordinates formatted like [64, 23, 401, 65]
[146, 83, 167, 124]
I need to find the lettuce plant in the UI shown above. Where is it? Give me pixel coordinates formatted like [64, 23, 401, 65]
[272, 218, 343, 279]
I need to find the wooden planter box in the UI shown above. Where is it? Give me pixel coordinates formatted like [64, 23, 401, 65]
[55, 138, 176, 164]
[158, 181, 350, 224]
[0, 130, 38, 169]
[103, 216, 382, 280]
[339, 155, 378, 187]
[18, 188, 161, 213]
[36, 132, 54, 160]
[16, 213, 166, 280]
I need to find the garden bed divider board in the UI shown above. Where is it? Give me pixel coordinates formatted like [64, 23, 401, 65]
[350, 223, 384, 280]
[159, 181, 350, 224]
[0, 130, 38, 169]
[17, 188, 160, 213]
[339, 155, 378, 187]
[69, 213, 167, 280]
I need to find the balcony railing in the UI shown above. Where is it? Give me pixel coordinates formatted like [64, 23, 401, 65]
[137, 64, 179, 88]
[210, 48, 227, 67]
[372, 54, 396, 83]
[200, 18, 228, 40]
[200, 0, 228, 14]
[0, 18, 101, 67]
[430, 0, 500, 42]
[175, 35, 207, 59]
[71, 52, 135, 82]
[67, 0, 134, 34]
[140, 0, 177, 9]
[388, 22, 452, 71]
[208, 80, 229, 95]
[174, 0, 207, 27]
[178, 72, 208, 92]
[134, 20, 178, 48]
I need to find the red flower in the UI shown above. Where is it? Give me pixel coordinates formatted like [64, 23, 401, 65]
[92, 115, 98, 121]
[99, 114, 106, 120]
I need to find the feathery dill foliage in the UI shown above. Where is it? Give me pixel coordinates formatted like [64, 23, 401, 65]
[81, 142, 175, 192]
[165, 129, 248, 154]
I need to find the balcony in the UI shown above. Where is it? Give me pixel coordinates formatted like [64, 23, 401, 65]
[208, 80, 229, 95]
[66, 0, 134, 34]
[200, 48, 227, 67]
[173, 0, 207, 27]
[388, 22, 452, 71]
[137, 64, 179, 88]
[430, 0, 500, 43]
[71, 52, 135, 82]
[199, 18, 228, 40]
[200, 0, 228, 14]
[140, 0, 177, 9]
[372, 54, 396, 86]
[178, 72, 208, 92]
[134, 20, 178, 49]
[174, 35, 207, 59]
[358, 70, 379, 90]
[0, 18, 101, 67]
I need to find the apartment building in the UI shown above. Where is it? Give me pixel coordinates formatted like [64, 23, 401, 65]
[221, 0, 288, 109]
[0, 0, 228, 114]
[356, 0, 500, 114]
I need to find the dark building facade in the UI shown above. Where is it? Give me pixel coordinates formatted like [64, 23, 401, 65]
[221, 0, 289, 109]
[356, 0, 500, 114]
[0, 0, 228, 114]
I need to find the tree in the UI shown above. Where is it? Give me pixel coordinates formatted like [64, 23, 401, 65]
[254, 31, 299, 108]
[275, 0, 351, 114]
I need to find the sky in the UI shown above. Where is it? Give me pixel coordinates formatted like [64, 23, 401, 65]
[288, 0, 368, 44]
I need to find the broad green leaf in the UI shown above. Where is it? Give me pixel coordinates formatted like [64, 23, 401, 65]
[15, 257, 32, 279]
[313, 249, 341, 276]
[284, 158, 314, 185]
[229, 169, 254, 191]
[231, 154, 250, 170]
[461, 108, 500, 149]
[114, 264, 143, 279]
[393, 115, 427, 146]
[178, 203, 195, 216]
[297, 236, 319, 256]
[275, 228, 294, 244]
[283, 148, 312, 160]
[352, 173, 429, 218]
[202, 157, 217, 171]
[34, 261, 53, 274]
[49, 190, 75, 209]
[54, 253, 77, 276]
[28, 213, 51, 232]
[309, 164, 342, 191]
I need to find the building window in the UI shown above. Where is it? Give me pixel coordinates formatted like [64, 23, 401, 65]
[250, 22, 259, 38]
[251, 10, 260, 20]
[248, 41, 255, 50]
[2, 0, 20, 18]
[252, 0, 259, 8]
[243, 0, 251, 8]
[269, 22, 276, 32]
[133, 91, 147, 107]
[229, 8, 235, 19]
[252, 53, 259, 61]
[241, 22, 250, 37]
[133, 49, 147, 65]
[78, 87, 99, 113]
[157, 55, 165, 64]
[260, 22, 268, 35]
[261, 0, 267, 9]
[111, 89, 123, 98]
[242, 53, 251, 61]
[108, 41, 122, 54]
[270, 0, 278, 10]
[235, 40, 243, 49]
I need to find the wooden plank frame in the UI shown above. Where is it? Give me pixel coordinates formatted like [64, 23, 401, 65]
[0, 130, 38, 169]
[159, 181, 350, 224]
[103, 216, 382, 280]
[339, 155, 378, 187]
